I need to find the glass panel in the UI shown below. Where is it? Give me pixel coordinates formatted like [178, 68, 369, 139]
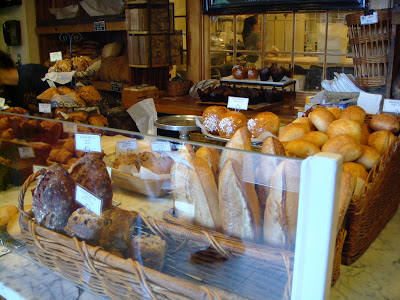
[325, 55, 354, 80]
[326, 12, 350, 54]
[264, 53, 292, 71]
[175, 18, 186, 50]
[237, 14, 262, 52]
[211, 16, 234, 50]
[296, 12, 327, 53]
[264, 13, 293, 53]
[210, 52, 232, 79]
[294, 54, 323, 91]
[171, 0, 186, 16]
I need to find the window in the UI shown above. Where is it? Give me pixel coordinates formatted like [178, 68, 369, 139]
[209, 12, 354, 92]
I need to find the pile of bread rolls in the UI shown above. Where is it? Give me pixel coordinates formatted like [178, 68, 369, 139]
[202, 105, 280, 139]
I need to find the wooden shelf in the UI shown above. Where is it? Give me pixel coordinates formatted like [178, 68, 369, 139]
[129, 64, 169, 68]
[127, 30, 175, 35]
[91, 81, 130, 92]
[36, 21, 126, 34]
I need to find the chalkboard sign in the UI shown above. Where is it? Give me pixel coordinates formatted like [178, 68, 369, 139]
[202, 0, 366, 14]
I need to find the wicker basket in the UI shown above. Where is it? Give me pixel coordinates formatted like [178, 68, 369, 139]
[342, 136, 400, 265]
[167, 80, 191, 97]
[19, 172, 300, 300]
[346, 9, 392, 88]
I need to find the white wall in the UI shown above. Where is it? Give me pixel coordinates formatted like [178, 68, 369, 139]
[0, 0, 40, 64]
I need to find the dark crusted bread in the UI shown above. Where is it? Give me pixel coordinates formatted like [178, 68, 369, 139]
[70, 153, 113, 210]
[32, 164, 76, 231]
[128, 234, 167, 271]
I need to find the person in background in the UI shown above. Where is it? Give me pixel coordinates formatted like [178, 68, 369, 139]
[242, 15, 262, 68]
[0, 50, 49, 109]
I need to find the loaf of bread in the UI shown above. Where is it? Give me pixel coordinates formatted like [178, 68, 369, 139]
[360, 123, 370, 145]
[327, 107, 342, 119]
[355, 145, 381, 170]
[309, 107, 336, 133]
[129, 233, 167, 271]
[6, 205, 33, 240]
[326, 119, 362, 143]
[195, 146, 220, 180]
[337, 171, 354, 232]
[292, 116, 315, 131]
[247, 112, 280, 137]
[303, 131, 328, 148]
[219, 158, 261, 241]
[32, 164, 76, 231]
[70, 154, 113, 210]
[338, 105, 366, 125]
[321, 134, 362, 162]
[285, 138, 320, 158]
[343, 162, 368, 182]
[217, 111, 248, 139]
[0, 205, 19, 227]
[368, 130, 397, 155]
[202, 106, 230, 135]
[278, 123, 310, 142]
[370, 113, 399, 134]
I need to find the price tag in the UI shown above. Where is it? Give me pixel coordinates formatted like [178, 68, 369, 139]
[75, 133, 102, 153]
[75, 185, 103, 216]
[63, 122, 78, 134]
[227, 96, 249, 110]
[360, 12, 378, 25]
[117, 139, 138, 151]
[18, 147, 35, 159]
[0, 97, 5, 108]
[151, 141, 172, 152]
[39, 103, 52, 113]
[94, 21, 106, 32]
[111, 81, 123, 92]
[33, 165, 47, 174]
[50, 51, 63, 62]
[382, 99, 400, 114]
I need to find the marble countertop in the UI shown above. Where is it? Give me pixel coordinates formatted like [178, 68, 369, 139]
[0, 183, 399, 299]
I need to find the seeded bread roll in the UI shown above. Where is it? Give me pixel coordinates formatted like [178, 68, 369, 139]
[338, 106, 366, 125]
[278, 123, 310, 142]
[343, 162, 368, 182]
[367, 130, 397, 155]
[321, 134, 362, 162]
[285, 139, 320, 158]
[355, 145, 381, 170]
[370, 113, 399, 134]
[247, 112, 280, 137]
[218, 111, 248, 139]
[326, 119, 362, 143]
[202, 106, 230, 135]
[303, 131, 328, 148]
[292, 117, 316, 131]
[309, 107, 336, 133]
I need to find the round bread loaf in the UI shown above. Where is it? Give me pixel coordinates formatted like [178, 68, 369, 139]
[327, 107, 342, 119]
[355, 145, 381, 170]
[303, 131, 328, 148]
[0, 205, 18, 227]
[278, 123, 310, 142]
[367, 130, 397, 155]
[309, 107, 336, 133]
[338, 106, 366, 125]
[202, 106, 230, 135]
[360, 123, 370, 145]
[32, 164, 76, 231]
[370, 113, 399, 133]
[292, 117, 316, 131]
[261, 136, 286, 156]
[343, 162, 368, 182]
[326, 119, 362, 142]
[247, 68, 259, 80]
[285, 139, 320, 158]
[321, 134, 362, 162]
[247, 112, 280, 137]
[232, 65, 247, 79]
[218, 111, 248, 139]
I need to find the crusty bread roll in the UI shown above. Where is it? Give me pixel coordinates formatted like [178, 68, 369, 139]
[278, 123, 310, 142]
[338, 105, 366, 125]
[195, 146, 220, 180]
[261, 136, 286, 156]
[218, 111, 248, 139]
[202, 106, 230, 135]
[264, 160, 300, 249]
[219, 158, 261, 241]
[6, 205, 32, 240]
[326, 119, 362, 143]
[327, 107, 342, 119]
[337, 171, 354, 232]
[285, 139, 320, 158]
[321, 134, 362, 162]
[309, 107, 336, 133]
[370, 113, 399, 134]
[355, 145, 381, 170]
[368, 130, 397, 155]
[360, 123, 370, 145]
[219, 127, 251, 172]
[303, 131, 328, 148]
[292, 117, 316, 131]
[247, 112, 280, 137]
[188, 157, 222, 232]
[0, 205, 18, 227]
[343, 162, 368, 182]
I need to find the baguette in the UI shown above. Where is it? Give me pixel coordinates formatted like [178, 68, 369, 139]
[218, 158, 261, 241]
[263, 160, 300, 249]
[337, 171, 354, 233]
[188, 157, 222, 231]
[195, 146, 220, 180]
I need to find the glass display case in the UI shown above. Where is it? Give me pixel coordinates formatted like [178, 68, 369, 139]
[0, 111, 343, 299]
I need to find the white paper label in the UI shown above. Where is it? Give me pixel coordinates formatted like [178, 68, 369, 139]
[63, 122, 78, 134]
[50, 51, 63, 62]
[75, 185, 103, 216]
[75, 133, 102, 153]
[360, 12, 378, 26]
[357, 91, 382, 114]
[94, 21, 106, 31]
[151, 141, 172, 152]
[227, 96, 249, 110]
[18, 147, 35, 159]
[33, 165, 47, 174]
[39, 103, 52, 113]
[117, 139, 138, 151]
[382, 99, 400, 114]
[0, 98, 5, 108]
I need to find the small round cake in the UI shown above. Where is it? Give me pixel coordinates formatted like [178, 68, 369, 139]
[202, 106, 230, 135]
[218, 111, 248, 139]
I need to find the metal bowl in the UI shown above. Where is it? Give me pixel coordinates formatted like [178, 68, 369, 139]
[154, 115, 201, 139]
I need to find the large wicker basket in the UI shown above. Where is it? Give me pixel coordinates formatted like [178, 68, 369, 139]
[342, 136, 400, 265]
[18, 172, 301, 300]
[346, 9, 392, 88]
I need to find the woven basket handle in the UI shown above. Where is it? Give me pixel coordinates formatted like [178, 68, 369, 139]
[18, 171, 40, 219]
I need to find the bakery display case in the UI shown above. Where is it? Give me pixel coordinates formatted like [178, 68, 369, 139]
[0, 111, 344, 299]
